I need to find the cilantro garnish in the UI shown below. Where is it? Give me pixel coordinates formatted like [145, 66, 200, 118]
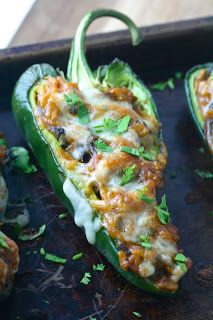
[117, 115, 131, 133]
[151, 70, 182, 91]
[40, 248, 67, 264]
[174, 253, 187, 272]
[9, 147, 37, 174]
[58, 213, 68, 219]
[80, 272, 91, 285]
[197, 147, 205, 154]
[64, 92, 82, 108]
[139, 234, 152, 249]
[94, 115, 130, 134]
[72, 252, 83, 261]
[133, 311, 142, 318]
[95, 139, 113, 152]
[93, 263, 105, 271]
[120, 165, 136, 186]
[194, 169, 213, 179]
[121, 146, 154, 160]
[138, 192, 154, 205]
[89, 317, 97, 320]
[0, 234, 9, 249]
[155, 195, 170, 224]
[175, 71, 183, 79]
[64, 92, 90, 124]
[77, 104, 90, 124]
[18, 224, 46, 241]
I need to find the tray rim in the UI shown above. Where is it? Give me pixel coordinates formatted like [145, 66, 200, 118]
[0, 15, 213, 60]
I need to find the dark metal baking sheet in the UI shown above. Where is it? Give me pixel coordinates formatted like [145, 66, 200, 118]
[0, 17, 213, 320]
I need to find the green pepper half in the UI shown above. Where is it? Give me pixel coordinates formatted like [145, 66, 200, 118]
[12, 9, 177, 295]
[184, 63, 213, 154]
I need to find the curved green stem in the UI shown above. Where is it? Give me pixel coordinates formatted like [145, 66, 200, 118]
[67, 9, 142, 88]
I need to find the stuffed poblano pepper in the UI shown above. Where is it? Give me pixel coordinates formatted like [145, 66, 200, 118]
[12, 9, 190, 294]
[185, 63, 213, 153]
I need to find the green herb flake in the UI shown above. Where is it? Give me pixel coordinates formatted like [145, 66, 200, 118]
[175, 71, 183, 80]
[40, 247, 45, 256]
[77, 104, 90, 124]
[80, 272, 91, 285]
[0, 235, 9, 249]
[121, 146, 155, 161]
[167, 78, 175, 90]
[117, 115, 131, 133]
[89, 317, 97, 320]
[151, 82, 168, 91]
[93, 263, 105, 271]
[138, 192, 155, 205]
[9, 147, 37, 174]
[64, 92, 82, 107]
[95, 139, 113, 153]
[72, 252, 83, 261]
[197, 147, 205, 154]
[139, 234, 152, 249]
[155, 195, 170, 224]
[103, 118, 117, 131]
[40, 248, 66, 264]
[209, 210, 213, 217]
[120, 165, 136, 186]
[121, 146, 140, 156]
[133, 311, 142, 318]
[59, 213, 68, 219]
[18, 224, 46, 241]
[174, 253, 187, 272]
[194, 169, 213, 179]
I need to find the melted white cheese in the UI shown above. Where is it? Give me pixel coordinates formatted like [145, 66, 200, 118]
[82, 87, 133, 109]
[63, 178, 101, 244]
[139, 260, 155, 277]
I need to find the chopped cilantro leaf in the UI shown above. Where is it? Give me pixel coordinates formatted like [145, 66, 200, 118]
[40, 247, 45, 256]
[89, 317, 97, 320]
[0, 234, 9, 249]
[77, 104, 90, 124]
[121, 146, 155, 160]
[175, 71, 183, 79]
[194, 169, 213, 179]
[117, 115, 131, 133]
[120, 165, 136, 186]
[174, 253, 187, 272]
[138, 192, 155, 204]
[59, 213, 68, 219]
[9, 147, 37, 174]
[167, 78, 175, 89]
[72, 252, 83, 261]
[139, 234, 152, 249]
[80, 272, 91, 285]
[18, 224, 46, 241]
[121, 146, 140, 156]
[40, 248, 66, 264]
[64, 92, 82, 107]
[155, 194, 170, 224]
[197, 147, 205, 154]
[93, 263, 105, 271]
[104, 118, 117, 131]
[151, 82, 168, 91]
[95, 139, 113, 152]
[133, 311, 142, 318]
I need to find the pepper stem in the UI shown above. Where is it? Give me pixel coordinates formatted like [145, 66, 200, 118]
[66, 9, 142, 88]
